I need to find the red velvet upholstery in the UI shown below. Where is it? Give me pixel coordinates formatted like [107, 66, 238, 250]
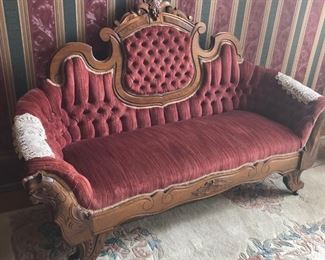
[124, 25, 194, 94]
[238, 61, 325, 145]
[15, 35, 325, 211]
[60, 111, 301, 209]
[16, 44, 241, 145]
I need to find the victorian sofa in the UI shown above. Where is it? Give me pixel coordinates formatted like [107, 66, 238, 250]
[13, 2, 325, 259]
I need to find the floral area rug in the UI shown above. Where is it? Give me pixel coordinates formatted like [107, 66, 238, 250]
[1, 163, 325, 260]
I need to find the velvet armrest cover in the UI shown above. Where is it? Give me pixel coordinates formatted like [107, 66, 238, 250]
[15, 88, 96, 208]
[239, 61, 325, 146]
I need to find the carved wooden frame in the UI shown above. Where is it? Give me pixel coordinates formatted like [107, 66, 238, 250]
[22, 3, 325, 260]
[49, 5, 243, 108]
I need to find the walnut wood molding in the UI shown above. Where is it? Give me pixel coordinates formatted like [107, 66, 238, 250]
[48, 6, 243, 108]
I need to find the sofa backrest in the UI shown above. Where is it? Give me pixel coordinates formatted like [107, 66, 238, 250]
[40, 3, 245, 144]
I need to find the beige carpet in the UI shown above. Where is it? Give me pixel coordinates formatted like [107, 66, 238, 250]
[1, 164, 325, 260]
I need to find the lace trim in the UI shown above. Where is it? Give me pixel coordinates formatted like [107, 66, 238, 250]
[12, 113, 55, 160]
[275, 72, 321, 104]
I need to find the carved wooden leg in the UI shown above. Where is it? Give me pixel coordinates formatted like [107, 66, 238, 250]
[283, 170, 304, 195]
[78, 233, 107, 260]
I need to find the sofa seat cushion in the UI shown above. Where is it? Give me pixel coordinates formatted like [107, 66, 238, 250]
[63, 111, 301, 209]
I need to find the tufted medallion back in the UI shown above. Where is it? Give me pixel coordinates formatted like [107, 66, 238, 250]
[123, 25, 194, 95]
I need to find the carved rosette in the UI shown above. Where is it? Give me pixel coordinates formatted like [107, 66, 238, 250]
[192, 179, 229, 197]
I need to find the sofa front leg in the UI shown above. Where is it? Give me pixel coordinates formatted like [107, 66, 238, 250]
[78, 233, 107, 260]
[283, 170, 304, 195]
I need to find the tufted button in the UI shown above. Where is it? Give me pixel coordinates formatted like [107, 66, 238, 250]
[97, 107, 106, 114]
[111, 106, 119, 113]
[162, 39, 169, 45]
[132, 61, 139, 68]
[138, 69, 144, 75]
[83, 109, 91, 115]
[164, 57, 171, 64]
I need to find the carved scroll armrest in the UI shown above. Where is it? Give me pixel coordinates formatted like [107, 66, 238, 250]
[239, 61, 325, 146]
[25, 157, 96, 210]
[23, 158, 97, 245]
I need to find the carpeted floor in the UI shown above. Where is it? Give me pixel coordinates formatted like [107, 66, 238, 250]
[1, 163, 325, 260]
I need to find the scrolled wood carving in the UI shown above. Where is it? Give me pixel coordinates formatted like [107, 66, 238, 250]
[192, 179, 229, 197]
[49, 6, 243, 108]
[23, 171, 93, 246]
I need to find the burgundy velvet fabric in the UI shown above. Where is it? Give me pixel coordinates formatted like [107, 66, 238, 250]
[124, 25, 194, 94]
[63, 111, 301, 209]
[15, 36, 325, 211]
[16, 44, 240, 144]
[238, 61, 325, 145]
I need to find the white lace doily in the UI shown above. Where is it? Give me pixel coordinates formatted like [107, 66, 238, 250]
[275, 72, 321, 104]
[13, 113, 55, 160]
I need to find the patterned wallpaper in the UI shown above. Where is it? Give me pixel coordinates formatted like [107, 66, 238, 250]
[0, 0, 324, 185]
